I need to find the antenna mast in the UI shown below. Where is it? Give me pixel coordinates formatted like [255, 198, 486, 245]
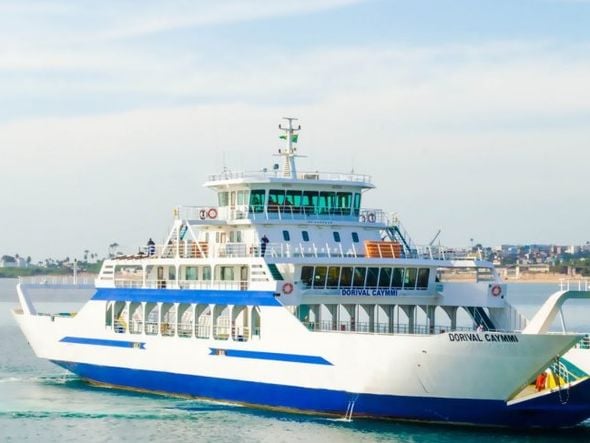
[278, 117, 301, 178]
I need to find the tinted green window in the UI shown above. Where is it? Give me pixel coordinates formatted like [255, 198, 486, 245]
[353, 193, 361, 216]
[352, 267, 366, 287]
[417, 268, 430, 289]
[301, 266, 313, 288]
[392, 268, 404, 288]
[286, 190, 302, 213]
[318, 192, 331, 214]
[249, 190, 265, 213]
[366, 267, 379, 288]
[302, 191, 318, 215]
[404, 268, 417, 289]
[326, 267, 340, 288]
[340, 267, 353, 288]
[202, 266, 211, 281]
[336, 192, 352, 215]
[379, 267, 392, 288]
[268, 189, 285, 212]
[313, 267, 327, 289]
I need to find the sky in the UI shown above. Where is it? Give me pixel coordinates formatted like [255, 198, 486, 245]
[1, 0, 590, 262]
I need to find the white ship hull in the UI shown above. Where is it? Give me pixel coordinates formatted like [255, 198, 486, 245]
[13, 286, 590, 428]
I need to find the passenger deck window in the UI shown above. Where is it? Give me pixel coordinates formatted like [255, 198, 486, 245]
[404, 268, 417, 289]
[366, 267, 379, 288]
[392, 268, 404, 289]
[379, 267, 392, 288]
[326, 267, 340, 288]
[282, 230, 290, 241]
[302, 231, 310, 242]
[333, 232, 341, 242]
[313, 267, 327, 289]
[417, 268, 430, 289]
[301, 266, 313, 288]
[352, 267, 366, 287]
[340, 267, 353, 288]
[351, 232, 359, 243]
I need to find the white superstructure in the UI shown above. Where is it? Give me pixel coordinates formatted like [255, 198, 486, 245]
[13, 119, 590, 428]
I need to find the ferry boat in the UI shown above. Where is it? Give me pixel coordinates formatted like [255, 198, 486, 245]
[13, 118, 590, 428]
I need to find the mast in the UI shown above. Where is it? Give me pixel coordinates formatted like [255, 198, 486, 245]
[278, 117, 301, 178]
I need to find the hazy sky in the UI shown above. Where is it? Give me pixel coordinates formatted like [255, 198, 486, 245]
[1, 0, 590, 261]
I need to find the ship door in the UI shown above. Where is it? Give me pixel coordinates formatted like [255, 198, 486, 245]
[240, 266, 249, 290]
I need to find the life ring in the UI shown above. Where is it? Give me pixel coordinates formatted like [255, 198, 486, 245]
[491, 285, 502, 297]
[199, 209, 207, 220]
[207, 208, 218, 219]
[367, 213, 376, 223]
[282, 282, 294, 295]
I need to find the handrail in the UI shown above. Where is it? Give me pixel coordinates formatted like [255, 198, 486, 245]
[18, 275, 97, 286]
[113, 278, 250, 290]
[559, 279, 590, 291]
[206, 169, 372, 184]
[301, 320, 510, 336]
[109, 240, 487, 263]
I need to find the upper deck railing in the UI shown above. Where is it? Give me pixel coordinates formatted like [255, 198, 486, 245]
[178, 205, 388, 224]
[114, 241, 483, 262]
[207, 169, 372, 184]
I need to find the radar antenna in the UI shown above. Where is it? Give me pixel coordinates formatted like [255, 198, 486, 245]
[277, 117, 303, 178]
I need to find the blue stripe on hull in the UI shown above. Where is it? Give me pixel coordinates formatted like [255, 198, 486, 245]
[51, 360, 590, 428]
[209, 348, 333, 365]
[60, 336, 146, 349]
[92, 288, 281, 306]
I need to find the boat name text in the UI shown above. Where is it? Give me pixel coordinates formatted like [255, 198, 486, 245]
[448, 333, 519, 343]
[340, 289, 398, 296]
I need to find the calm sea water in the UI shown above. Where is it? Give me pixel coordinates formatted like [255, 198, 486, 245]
[2, 278, 590, 442]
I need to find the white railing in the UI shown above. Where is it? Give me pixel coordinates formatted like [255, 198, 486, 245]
[113, 278, 250, 291]
[18, 275, 97, 285]
[207, 169, 372, 184]
[559, 279, 590, 291]
[303, 320, 476, 336]
[108, 240, 488, 263]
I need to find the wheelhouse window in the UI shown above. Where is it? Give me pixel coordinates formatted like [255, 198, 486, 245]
[302, 191, 319, 215]
[249, 190, 265, 213]
[268, 189, 285, 212]
[353, 193, 361, 216]
[218, 192, 229, 207]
